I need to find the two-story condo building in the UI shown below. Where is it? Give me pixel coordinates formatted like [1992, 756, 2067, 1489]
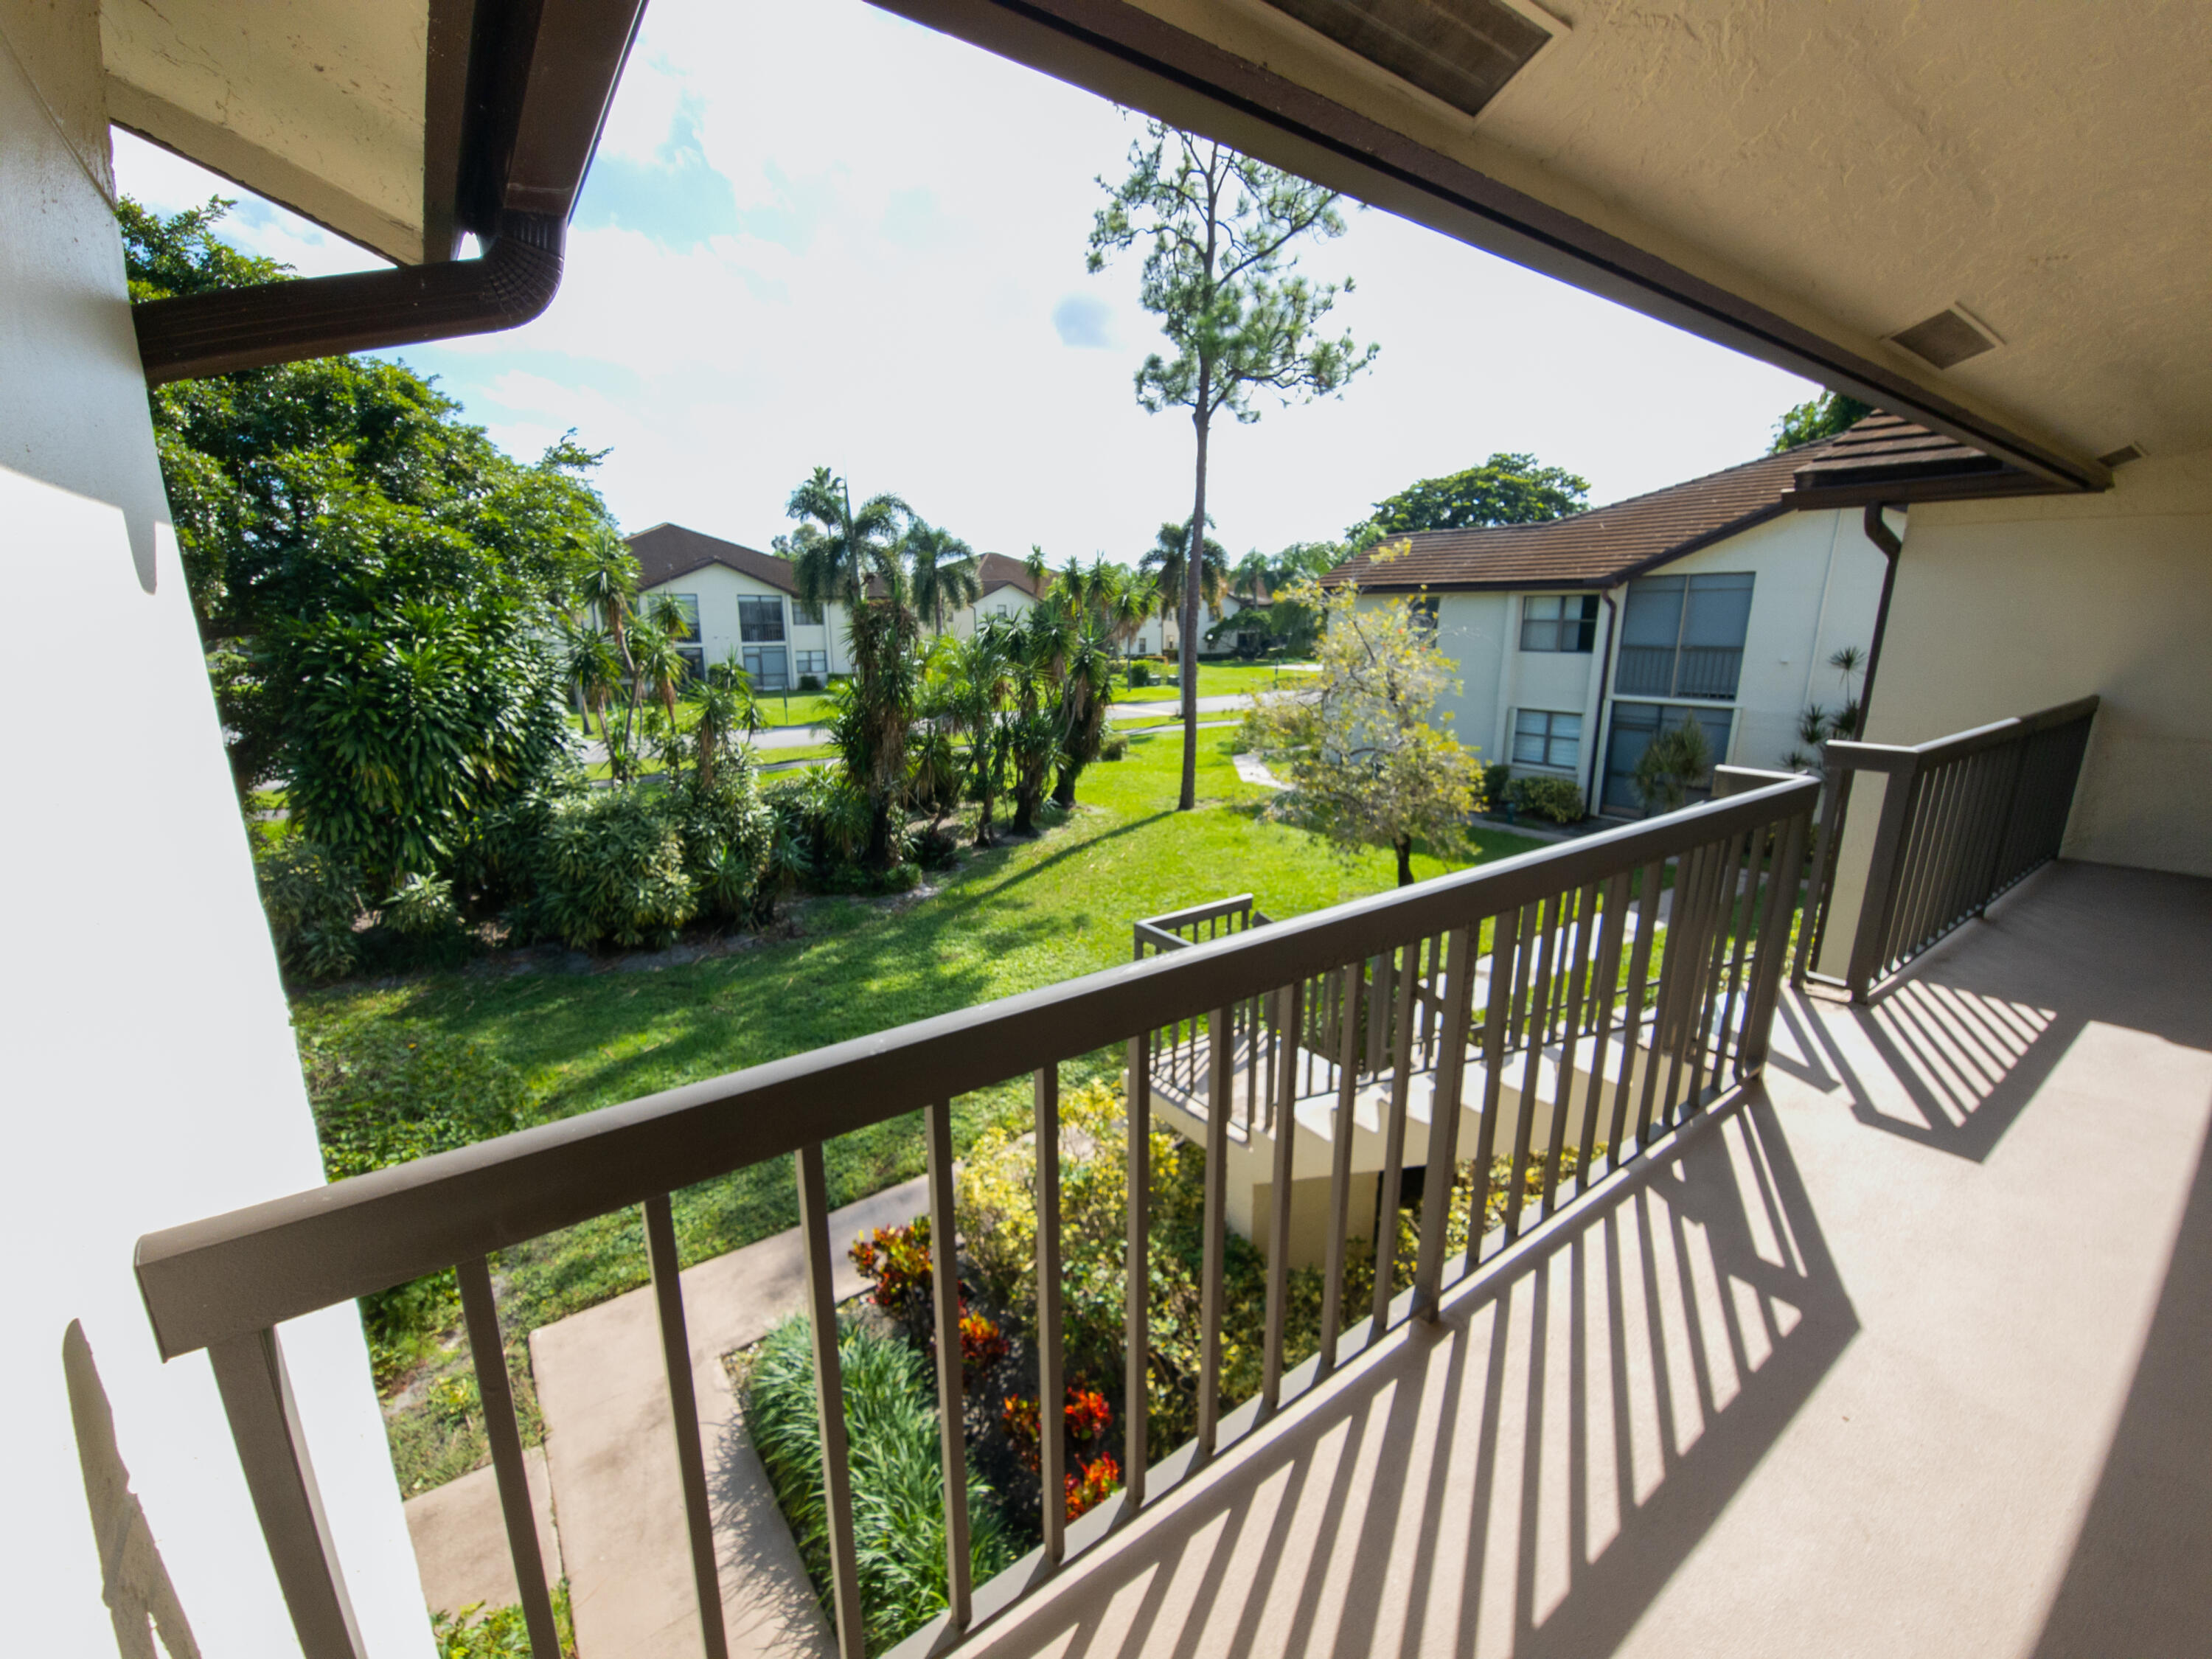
[625, 523, 852, 691]
[1324, 438, 1893, 815]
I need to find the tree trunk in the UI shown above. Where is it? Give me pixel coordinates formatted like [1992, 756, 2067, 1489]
[1180, 393, 1211, 813]
[1395, 835, 1415, 887]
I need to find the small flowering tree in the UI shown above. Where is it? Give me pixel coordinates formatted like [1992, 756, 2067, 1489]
[1242, 574, 1485, 885]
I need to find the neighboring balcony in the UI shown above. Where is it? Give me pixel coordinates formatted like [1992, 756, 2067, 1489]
[129, 703, 2212, 1659]
[1613, 642, 1743, 700]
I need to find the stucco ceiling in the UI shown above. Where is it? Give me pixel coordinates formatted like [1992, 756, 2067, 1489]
[100, 0, 435, 264]
[1119, 0, 2212, 473]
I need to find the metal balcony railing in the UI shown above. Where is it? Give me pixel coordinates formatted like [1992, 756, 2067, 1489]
[1615, 643, 1744, 700]
[133, 775, 1818, 1659]
[1795, 697, 2098, 1001]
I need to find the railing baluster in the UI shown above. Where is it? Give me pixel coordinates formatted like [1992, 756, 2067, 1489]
[1576, 871, 1632, 1194]
[206, 1326, 368, 1659]
[1663, 838, 1725, 1125]
[1738, 809, 1809, 1077]
[1034, 1066, 1065, 1565]
[1197, 1006, 1231, 1458]
[1262, 983, 1301, 1412]
[1543, 882, 1601, 1220]
[1463, 908, 1521, 1275]
[1367, 954, 1411, 1336]
[641, 1196, 730, 1659]
[1505, 894, 1557, 1239]
[1334, 958, 1388, 1358]
[456, 1256, 562, 1659]
[796, 1144, 865, 1659]
[1716, 823, 1764, 1077]
[1124, 1033, 1150, 1509]
[1413, 925, 1478, 1320]
[1629, 853, 1680, 1149]
[923, 1100, 972, 1629]
[1686, 830, 1750, 1112]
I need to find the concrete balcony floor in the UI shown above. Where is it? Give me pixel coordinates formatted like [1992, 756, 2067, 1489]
[966, 861, 2212, 1659]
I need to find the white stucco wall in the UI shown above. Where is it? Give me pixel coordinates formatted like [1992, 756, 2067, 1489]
[1355, 507, 1885, 811]
[0, 6, 431, 1655]
[642, 563, 852, 681]
[1863, 451, 2212, 876]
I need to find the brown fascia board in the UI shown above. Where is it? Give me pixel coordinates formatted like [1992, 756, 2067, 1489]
[131, 0, 647, 384]
[1784, 470, 2071, 510]
[868, 0, 2109, 495]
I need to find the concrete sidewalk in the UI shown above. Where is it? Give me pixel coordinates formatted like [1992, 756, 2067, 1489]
[527, 1175, 933, 1659]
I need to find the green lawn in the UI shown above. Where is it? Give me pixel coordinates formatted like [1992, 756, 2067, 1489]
[1117, 660, 1319, 703]
[304, 730, 1544, 1489]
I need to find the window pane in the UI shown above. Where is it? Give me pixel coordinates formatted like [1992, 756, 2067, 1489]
[1682, 573, 1754, 649]
[1514, 710, 1548, 737]
[1573, 595, 1599, 652]
[1621, 577, 1685, 647]
[1546, 732, 1579, 768]
[661, 594, 700, 641]
[739, 597, 786, 642]
[792, 599, 824, 626]
[1513, 731, 1547, 763]
[1552, 714, 1582, 739]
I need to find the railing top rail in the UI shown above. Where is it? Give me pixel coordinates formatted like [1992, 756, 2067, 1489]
[1138, 894, 1258, 931]
[1133, 921, 1190, 954]
[134, 776, 1816, 1361]
[1823, 695, 2098, 775]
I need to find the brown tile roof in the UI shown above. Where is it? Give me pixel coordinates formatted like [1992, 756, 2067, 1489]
[627, 522, 795, 594]
[1322, 434, 1865, 593]
[974, 551, 1047, 599]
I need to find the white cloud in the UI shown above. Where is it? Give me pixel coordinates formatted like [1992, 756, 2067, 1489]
[111, 0, 1823, 563]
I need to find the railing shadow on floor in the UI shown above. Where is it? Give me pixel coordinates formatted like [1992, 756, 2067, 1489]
[1796, 860, 2212, 1166]
[956, 1084, 1857, 1659]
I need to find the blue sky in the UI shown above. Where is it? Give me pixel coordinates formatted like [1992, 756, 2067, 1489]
[112, 0, 1823, 563]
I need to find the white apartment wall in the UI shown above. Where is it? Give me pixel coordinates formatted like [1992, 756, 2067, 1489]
[0, 6, 430, 1655]
[643, 565, 852, 678]
[945, 583, 1040, 639]
[1863, 451, 2212, 875]
[1356, 507, 1882, 809]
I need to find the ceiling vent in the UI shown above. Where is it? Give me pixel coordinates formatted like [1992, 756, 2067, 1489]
[2097, 442, 2145, 470]
[1888, 306, 2003, 371]
[1259, 0, 1559, 119]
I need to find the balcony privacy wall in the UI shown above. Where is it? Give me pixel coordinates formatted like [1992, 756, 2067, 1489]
[0, 5, 433, 1655]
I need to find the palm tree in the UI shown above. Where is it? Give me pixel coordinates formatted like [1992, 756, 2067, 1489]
[628, 620, 690, 777]
[1138, 518, 1226, 678]
[906, 518, 983, 633]
[1051, 612, 1117, 808]
[685, 655, 756, 795]
[947, 626, 1012, 846]
[787, 467, 918, 866]
[557, 616, 623, 748]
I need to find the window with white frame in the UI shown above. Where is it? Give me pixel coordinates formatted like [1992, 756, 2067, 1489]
[1513, 709, 1582, 770]
[792, 599, 824, 626]
[793, 650, 829, 678]
[1520, 594, 1598, 652]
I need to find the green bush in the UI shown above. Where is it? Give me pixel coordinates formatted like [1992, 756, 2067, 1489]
[1128, 661, 1152, 687]
[527, 788, 696, 949]
[1506, 775, 1585, 824]
[431, 1582, 575, 1658]
[1480, 762, 1511, 813]
[745, 1315, 1018, 1654]
[1099, 734, 1129, 762]
[256, 838, 369, 979]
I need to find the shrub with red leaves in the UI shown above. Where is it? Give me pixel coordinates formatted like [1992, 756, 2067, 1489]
[959, 1309, 1009, 1375]
[1065, 1453, 1121, 1521]
[1002, 1393, 1043, 1471]
[849, 1217, 932, 1324]
[1063, 1388, 1112, 1441]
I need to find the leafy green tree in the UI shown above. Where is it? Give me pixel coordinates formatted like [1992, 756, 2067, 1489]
[1242, 579, 1484, 885]
[1632, 719, 1714, 813]
[785, 467, 920, 866]
[120, 196, 612, 894]
[1770, 391, 1873, 452]
[1089, 124, 1377, 810]
[1348, 453, 1588, 547]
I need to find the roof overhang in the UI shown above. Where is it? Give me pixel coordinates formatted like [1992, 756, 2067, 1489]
[121, 0, 646, 383]
[871, 0, 2140, 496]
[1783, 415, 2073, 512]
